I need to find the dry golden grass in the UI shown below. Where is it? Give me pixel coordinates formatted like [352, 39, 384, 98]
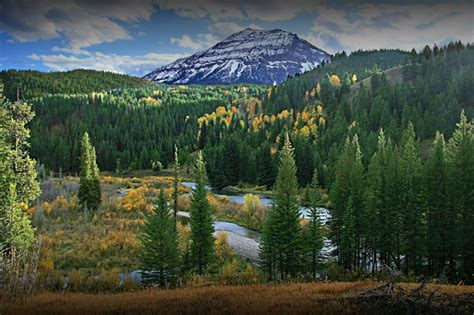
[2, 281, 379, 314]
[4, 281, 473, 314]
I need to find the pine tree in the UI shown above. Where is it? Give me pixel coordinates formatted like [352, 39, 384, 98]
[331, 135, 365, 270]
[447, 111, 474, 281]
[78, 132, 101, 211]
[0, 84, 39, 298]
[399, 123, 425, 273]
[0, 85, 39, 204]
[140, 190, 180, 287]
[0, 139, 35, 254]
[365, 129, 394, 271]
[260, 133, 302, 280]
[424, 132, 449, 274]
[223, 135, 240, 186]
[257, 142, 275, 188]
[190, 152, 214, 275]
[302, 168, 324, 278]
[173, 145, 180, 229]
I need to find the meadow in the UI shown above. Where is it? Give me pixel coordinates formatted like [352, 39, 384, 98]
[2, 281, 473, 314]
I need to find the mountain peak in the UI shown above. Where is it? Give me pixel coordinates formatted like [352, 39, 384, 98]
[144, 28, 330, 85]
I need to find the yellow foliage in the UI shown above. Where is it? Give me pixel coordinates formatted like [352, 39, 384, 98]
[330, 74, 341, 86]
[352, 74, 357, 83]
[251, 117, 260, 131]
[214, 232, 235, 262]
[197, 116, 206, 126]
[215, 106, 227, 116]
[301, 111, 309, 122]
[177, 222, 191, 253]
[319, 116, 326, 126]
[316, 104, 323, 115]
[278, 109, 290, 120]
[316, 82, 321, 94]
[38, 257, 55, 275]
[240, 263, 261, 284]
[300, 125, 311, 137]
[218, 259, 239, 284]
[120, 187, 152, 213]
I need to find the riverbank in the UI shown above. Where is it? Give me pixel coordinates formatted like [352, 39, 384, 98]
[3, 281, 473, 314]
[222, 184, 273, 197]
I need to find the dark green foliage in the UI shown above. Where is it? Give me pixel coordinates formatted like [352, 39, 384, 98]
[5, 42, 474, 283]
[260, 133, 303, 280]
[78, 132, 101, 211]
[447, 111, 474, 281]
[302, 168, 324, 278]
[399, 123, 424, 273]
[330, 135, 365, 270]
[172, 145, 180, 228]
[0, 87, 40, 204]
[0, 83, 39, 296]
[0, 83, 38, 253]
[256, 142, 275, 188]
[140, 190, 180, 287]
[190, 152, 215, 275]
[424, 132, 449, 274]
[0, 69, 146, 100]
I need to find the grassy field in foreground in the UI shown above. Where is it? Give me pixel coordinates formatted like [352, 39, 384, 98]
[2, 281, 474, 314]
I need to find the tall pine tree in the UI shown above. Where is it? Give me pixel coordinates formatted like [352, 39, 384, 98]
[260, 133, 302, 280]
[0, 84, 39, 299]
[302, 168, 324, 278]
[140, 190, 180, 287]
[331, 135, 365, 270]
[424, 132, 449, 274]
[173, 145, 180, 229]
[78, 132, 101, 211]
[399, 123, 424, 273]
[447, 111, 474, 281]
[190, 152, 214, 275]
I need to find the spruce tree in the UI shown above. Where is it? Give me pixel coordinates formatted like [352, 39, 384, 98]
[78, 132, 101, 211]
[365, 129, 395, 271]
[399, 123, 424, 273]
[303, 168, 324, 278]
[173, 145, 180, 228]
[140, 190, 180, 287]
[447, 111, 474, 281]
[0, 84, 39, 298]
[260, 133, 302, 279]
[331, 135, 365, 270]
[189, 152, 214, 275]
[424, 132, 449, 274]
[0, 85, 39, 204]
[257, 142, 275, 188]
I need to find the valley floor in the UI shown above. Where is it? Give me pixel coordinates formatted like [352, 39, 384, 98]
[2, 281, 474, 314]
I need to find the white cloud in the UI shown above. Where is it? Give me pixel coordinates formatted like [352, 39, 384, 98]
[170, 22, 263, 51]
[157, 0, 320, 21]
[309, 3, 474, 53]
[170, 34, 203, 50]
[28, 51, 188, 76]
[0, 0, 156, 49]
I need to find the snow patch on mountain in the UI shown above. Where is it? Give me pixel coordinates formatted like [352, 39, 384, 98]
[144, 28, 331, 85]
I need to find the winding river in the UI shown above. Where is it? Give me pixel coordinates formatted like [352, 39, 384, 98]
[180, 182, 334, 262]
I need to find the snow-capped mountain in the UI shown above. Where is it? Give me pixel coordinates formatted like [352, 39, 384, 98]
[144, 28, 330, 85]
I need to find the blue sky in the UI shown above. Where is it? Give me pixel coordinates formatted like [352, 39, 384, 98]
[0, 0, 473, 76]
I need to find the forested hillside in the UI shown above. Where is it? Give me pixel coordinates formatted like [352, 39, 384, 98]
[1, 44, 470, 189]
[0, 69, 147, 100]
[1, 42, 473, 291]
